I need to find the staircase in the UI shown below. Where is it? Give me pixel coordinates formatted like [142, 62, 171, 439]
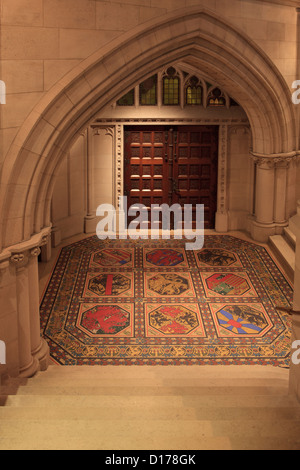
[269, 225, 296, 282]
[1, 365, 300, 450]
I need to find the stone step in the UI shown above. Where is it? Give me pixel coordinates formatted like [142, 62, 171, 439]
[3, 393, 297, 409]
[284, 227, 296, 250]
[269, 234, 295, 281]
[229, 437, 300, 451]
[22, 376, 290, 389]
[0, 435, 232, 451]
[1, 435, 300, 451]
[1, 365, 298, 451]
[0, 418, 300, 442]
[1, 404, 300, 421]
[42, 365, 290, 379]
[14, 384, 290, 397]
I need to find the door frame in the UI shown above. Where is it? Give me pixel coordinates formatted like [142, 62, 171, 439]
[90, 118, 251, 234]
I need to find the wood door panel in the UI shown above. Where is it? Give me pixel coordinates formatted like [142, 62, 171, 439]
[125, 126, 168, 214]
[124, 125, 218, 229]
[173, 126, 218, 229]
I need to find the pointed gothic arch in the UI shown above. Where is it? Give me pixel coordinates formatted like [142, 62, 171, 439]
[0, 6, 297, 249]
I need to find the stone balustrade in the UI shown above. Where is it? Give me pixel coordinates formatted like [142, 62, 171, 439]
[0, 228, 51, 381]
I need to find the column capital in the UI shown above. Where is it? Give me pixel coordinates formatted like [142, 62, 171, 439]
[251, 151, 298, 168]
[30, 247, 41, 258]
[10, 252, 29, 270]
[0, 226, 51, 262]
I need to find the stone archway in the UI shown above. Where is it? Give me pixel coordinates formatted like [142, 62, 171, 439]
[0, 7, 297, 250]
[0, 6, 297, 378]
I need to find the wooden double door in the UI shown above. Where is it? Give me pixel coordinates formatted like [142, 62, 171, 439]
[124, 125, 219, 229]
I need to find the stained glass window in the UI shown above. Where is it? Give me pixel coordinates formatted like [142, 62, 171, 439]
[140, 75, 157, 105]
[207, 88, 226, 107]
[185, 76, 202, 105]
[115, 68, 235, 109]
[163, 67, 180, 105]
[117, 89, 135, 106]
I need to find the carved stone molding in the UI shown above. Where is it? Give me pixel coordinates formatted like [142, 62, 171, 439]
[105, 127, 114, 138]
[40, 234, 49, 247]
[93, 118, 249, 125]
[217, 124, 228, 215]
[0, 227, 51, 267]
[10, 252, 29, 270]
[30, 247, 41, 258]
[228, 124, 251, 136]
[251, 151, 299, 168]
[92, 127, 101, 136]
[115, 124, 123, 209]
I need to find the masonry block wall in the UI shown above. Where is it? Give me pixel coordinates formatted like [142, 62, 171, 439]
[0, 0, 299, 382]
[1, 0, 299, 166]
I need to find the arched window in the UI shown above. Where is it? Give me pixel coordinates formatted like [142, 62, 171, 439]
[163, 67, 180, 106]
[185, 76, 202, 105]
[115, 66, 238, 110]
[140, 75, 157, 105]
[207, 88, 226, 107]
[117, 89, 135, 106]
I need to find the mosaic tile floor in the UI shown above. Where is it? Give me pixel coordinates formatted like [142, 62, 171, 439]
[40, 235, 293, 366]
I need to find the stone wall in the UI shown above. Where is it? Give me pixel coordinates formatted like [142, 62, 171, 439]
[51, 133, 86, 244]
[1, 0, 298, 170]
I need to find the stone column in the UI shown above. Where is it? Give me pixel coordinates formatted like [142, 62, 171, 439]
[274, 161, 288, 226]
[215, 124, 229, 232]
[50, 199, 61, 249]
[10, 251, 39, 378]
[251, 153, 298, 242]
[255, 160, 275, 225]
[28, 247, 49, 371]
[84, 127, 96, 233]
[251, 156, 276, 242]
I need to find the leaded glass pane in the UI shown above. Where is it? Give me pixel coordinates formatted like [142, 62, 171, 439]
[163, 77, 180, 105]
[186, 85, 202, 105]
[117, 89, 135, 106]
[140, 75, 157, 105]
[207, 88, 225, 107]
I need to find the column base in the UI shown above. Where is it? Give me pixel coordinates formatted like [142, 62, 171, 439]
[19, 356, 40, 379]
[32, 338, 50, 372]
[84, 216, 97, 234]
[250, 220, 277, 243]
[215, 212, 228, 233]
[51, 227, 62, 248]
